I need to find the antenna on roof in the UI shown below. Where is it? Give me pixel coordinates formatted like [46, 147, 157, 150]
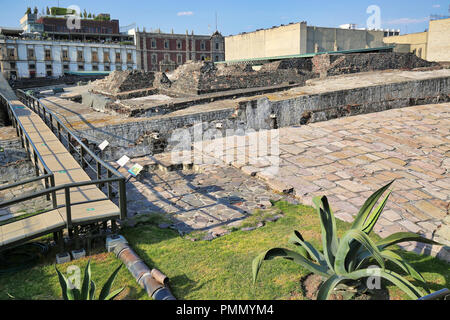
[215, 12, 218, 31]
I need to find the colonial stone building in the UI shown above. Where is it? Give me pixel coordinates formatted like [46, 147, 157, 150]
[133, 28, 225, 72]
[0, 29, 137, 80]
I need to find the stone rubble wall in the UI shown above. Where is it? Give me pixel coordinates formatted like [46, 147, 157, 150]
[91, 70, 157, 94]
[312, 52, 439, 78]
[71, 75, 450, 160]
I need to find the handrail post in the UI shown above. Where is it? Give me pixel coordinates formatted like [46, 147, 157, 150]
[33, 150, 39, 176]
[107, 170, 113, 199]
[68, 132, 73, 153]
[119, 178, 127, 220]
[97, 161, 103, 188]
[57, 122, 61, 141]
[65, 186, 72, 229]
[44, 169, 50, 201]
[50, 175, 57, 209]
[80, 145, 86, 169]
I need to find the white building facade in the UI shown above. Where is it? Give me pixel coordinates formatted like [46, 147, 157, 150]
[0, 37, 137, 80]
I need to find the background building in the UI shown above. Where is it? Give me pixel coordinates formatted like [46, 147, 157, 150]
[0, 28, 136, 80]
[384, 18, 450, 62]
[225, 22, 399, 61]
[133, 28, 225, 72]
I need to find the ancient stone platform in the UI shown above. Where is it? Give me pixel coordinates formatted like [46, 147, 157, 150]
[195, 103, 450, 261]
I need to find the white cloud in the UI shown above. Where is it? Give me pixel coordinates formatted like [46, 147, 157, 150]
[177, 11, 194, 16]
[385, 17, 429, 25]
[432, 4, 441, 8]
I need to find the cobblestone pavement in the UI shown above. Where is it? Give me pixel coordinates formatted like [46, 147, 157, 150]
[123, 165, 285, 235]
[195, 103, 450, 260]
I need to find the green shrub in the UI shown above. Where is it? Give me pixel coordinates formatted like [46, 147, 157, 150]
[253, 181, 440, 300]
[55, 260, 124, 300]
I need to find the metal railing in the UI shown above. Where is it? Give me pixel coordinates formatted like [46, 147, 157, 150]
[0, 90, 127, 231]
[0, 92, 56, 208]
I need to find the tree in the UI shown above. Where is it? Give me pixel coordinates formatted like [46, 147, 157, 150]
[46, 7, 50, 15]
[88, 13, 92, 19]
[33, 7, 38, 15]
[25, 7, 31, 15]
[83, 9, 87, 19]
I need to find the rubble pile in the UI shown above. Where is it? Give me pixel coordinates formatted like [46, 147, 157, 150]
[312, 52, 439, 78]
[91, 70, 157, 94]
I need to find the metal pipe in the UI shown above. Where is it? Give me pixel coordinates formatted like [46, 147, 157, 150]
[418, 288, 450, 300]
[114, 242, 176, 300]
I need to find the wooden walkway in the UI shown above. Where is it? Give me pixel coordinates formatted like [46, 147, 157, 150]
[0, 99, 120, 248]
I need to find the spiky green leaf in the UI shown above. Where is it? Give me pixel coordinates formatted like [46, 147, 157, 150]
[252, 248, 330, 284]
[288, 230, 327, 266]
[335, 229, 385, 276]
[361, 191, 392, 234]
[104, 287, 125, 300]
[81, 260, 92, 300]
[346, 268, 424, 300]
[55, 265, 74, 300]
[316, 274, 348, 300]
[89, 280, 96, 300]
[313, 196, 339, 271]
[99, 264, 123, 300]
[376, 232, 441, 250]
[352, 180, 394, 231]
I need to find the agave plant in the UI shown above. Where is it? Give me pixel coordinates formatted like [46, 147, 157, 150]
[55, 260, 124, 300]
[253, 181, 441, 300]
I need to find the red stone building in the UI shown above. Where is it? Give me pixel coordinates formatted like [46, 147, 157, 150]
[134, 29, 225, 72]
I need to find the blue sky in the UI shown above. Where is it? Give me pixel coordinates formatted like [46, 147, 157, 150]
[1, 0, 449, 35]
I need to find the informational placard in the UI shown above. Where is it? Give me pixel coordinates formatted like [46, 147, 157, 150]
[128, 164, 144, 177]
[116, 155, 130, 168]
[98, 140, 109, 151]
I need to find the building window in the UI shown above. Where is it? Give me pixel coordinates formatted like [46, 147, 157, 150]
[177, 54, 183, 64]
[28, 48, 35, 59]
[104, 65, 111, 71]
[177, 40, 182, 50]
[45, 49, 51, 60]
[164, 40, 169, 49]
[7, 48, 15, 58]
[10, 62, 16, 69]
[151, 54, 157, 65]
[151, 39, 156, 48]
[164, 54, 170, 62]
[215, 55, 219, 62]
[77, 50, 84, 61]
[115, 52, 121, 62]
[200, 55, 205, 61]
[92, 65, 99, 71]
[46, 70, 52, 77]
[63, 64, 69, 71]
[46, 63, 52, 70]
[29, 63, 36, 70]
[104, 52, 110, 63]
[92, 51, 98, 62]
[127, 52, 132, 62]
[215, 42, 220, 50]
[200, 41, 206, 50]
[62, 50, 69, 60]
[78, 64, 84, 71]
[116, 65, 122, 71]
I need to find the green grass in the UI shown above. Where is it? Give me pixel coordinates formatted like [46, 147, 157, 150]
[0, 201, 448, 300]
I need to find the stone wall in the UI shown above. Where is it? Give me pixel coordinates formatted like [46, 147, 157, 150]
[168, 61, 309, 95]
[312, 52, 438, 78]
[0, 138, 35, 184]
[71, 74, 450, 160]
[91, 70, 156, 94]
